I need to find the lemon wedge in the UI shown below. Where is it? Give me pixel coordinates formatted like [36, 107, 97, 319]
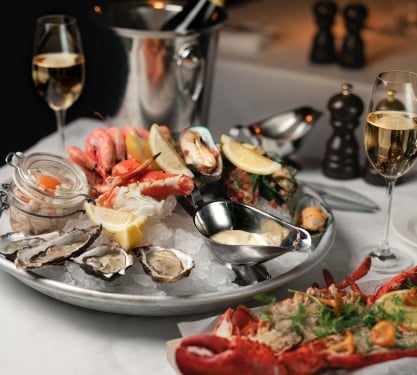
[125, 131, 157, 166]
[220, 134, 282, 175]
[376, 289, 417, 330]
[114, 222, 143, 251]
[148, 123, 193, 177]
[84, 202, 147, 233]
[84, 202, 148, 250]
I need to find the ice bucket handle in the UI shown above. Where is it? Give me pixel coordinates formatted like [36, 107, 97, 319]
[175, 42, 205, 102]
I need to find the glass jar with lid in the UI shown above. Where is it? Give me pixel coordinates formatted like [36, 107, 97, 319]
[3, 152, 90, 235]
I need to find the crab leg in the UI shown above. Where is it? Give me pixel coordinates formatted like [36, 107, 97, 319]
[133, 170, 194, 197]
[96, 169, 194, 207]
[94, 154, 160, 194]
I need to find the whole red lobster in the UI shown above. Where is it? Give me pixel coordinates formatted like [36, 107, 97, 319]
[175, 257, 417, 375]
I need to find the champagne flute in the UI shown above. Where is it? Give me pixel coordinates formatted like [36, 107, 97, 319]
[32, 15, 85, 151]
[363, 70, 417, 273]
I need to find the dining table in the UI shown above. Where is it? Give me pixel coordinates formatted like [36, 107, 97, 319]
[2, 1, 417, 374]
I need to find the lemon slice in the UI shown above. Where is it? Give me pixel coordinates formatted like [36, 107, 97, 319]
[125, 131, 152, 161]
[220, 134, 282, 175]
[148, 123, 193, 177]
[125, 131, 156, 165]
[84, 202, 147, 233]
[376, 289, 417, 330]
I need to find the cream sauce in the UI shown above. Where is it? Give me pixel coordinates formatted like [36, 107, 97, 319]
[210, 230, 269, 246]
[210, 219, 290, 246]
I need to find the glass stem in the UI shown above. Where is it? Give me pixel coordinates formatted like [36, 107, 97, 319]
[55, 109, 67, 151]
[377, 178, 397, 256]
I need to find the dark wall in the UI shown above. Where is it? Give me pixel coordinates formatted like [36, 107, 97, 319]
[3, 1, 128, 165]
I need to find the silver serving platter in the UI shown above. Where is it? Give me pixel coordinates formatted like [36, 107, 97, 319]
[0, 183, 335, 316]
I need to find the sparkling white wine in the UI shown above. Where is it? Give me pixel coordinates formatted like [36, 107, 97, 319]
[32, 52, 85, 111]
[161, 0, 225, 31]
[365, 111, 417, 178]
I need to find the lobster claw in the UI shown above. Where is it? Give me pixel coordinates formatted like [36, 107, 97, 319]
[175, 334, 285, 375]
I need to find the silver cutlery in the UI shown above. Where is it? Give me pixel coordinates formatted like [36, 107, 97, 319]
[305, 181, 380, 213]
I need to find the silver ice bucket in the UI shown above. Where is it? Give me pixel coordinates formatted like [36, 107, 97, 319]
[94, 1, 226, 132]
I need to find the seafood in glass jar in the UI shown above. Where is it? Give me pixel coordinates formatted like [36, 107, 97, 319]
[5, 152, 89, 235]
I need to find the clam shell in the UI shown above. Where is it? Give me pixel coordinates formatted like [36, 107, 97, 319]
[14, 225, 102, 270]
[137, 245, 194, 283]
[72, 242, 135, 281]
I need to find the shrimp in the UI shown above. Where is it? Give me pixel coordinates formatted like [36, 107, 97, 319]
[85, 127, 116, 178]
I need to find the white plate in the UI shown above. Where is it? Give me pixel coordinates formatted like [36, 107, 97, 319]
[393, 203, 417, 248]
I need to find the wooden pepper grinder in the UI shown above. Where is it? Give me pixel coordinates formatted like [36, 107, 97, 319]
[322, 83, 363, 179]
[310, 0, 337, 64]
[362, 90, 406, 185]
[339, 2, 368, 68]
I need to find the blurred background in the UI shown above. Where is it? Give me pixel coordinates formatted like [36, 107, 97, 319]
[4, 0, 253, 164]
[5, 0, 128, 162]
[3, 0, 417, 164]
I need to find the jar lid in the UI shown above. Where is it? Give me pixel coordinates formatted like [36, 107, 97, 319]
[6, 152, 89, 200]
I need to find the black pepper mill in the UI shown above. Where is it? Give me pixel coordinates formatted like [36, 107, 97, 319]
[339, 2, 368, 68]
[362, 90, 406, 185]
[322, 83, 363, 179]
[310, 1, 337, 64]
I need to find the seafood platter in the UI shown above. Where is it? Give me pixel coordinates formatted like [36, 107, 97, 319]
[0, 124, 335, 316]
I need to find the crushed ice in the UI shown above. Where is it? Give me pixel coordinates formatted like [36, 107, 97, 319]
[23, 198, 306, 296]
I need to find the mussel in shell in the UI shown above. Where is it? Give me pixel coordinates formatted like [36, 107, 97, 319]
[177, 126, 223, 182]
[294, 194, 330, 235]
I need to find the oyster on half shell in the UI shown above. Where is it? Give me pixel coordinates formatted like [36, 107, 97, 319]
[0, 231, 60, 261]
[14, 225, 102, 270]
[137, 245, 194, 283]
[72, 242, 135, 281]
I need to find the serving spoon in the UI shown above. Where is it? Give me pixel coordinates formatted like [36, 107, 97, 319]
[177, 189, 312, 285]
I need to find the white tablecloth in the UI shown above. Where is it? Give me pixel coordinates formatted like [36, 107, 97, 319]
[1, 116, 417, 375]
[1, 1, 417, 373]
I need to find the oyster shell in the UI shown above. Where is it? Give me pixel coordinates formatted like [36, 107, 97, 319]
[137, 245, 194, 283]
[14, 225, 102, 270]
[71, 242, 135, 281]
[0, 231, 60, 261]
